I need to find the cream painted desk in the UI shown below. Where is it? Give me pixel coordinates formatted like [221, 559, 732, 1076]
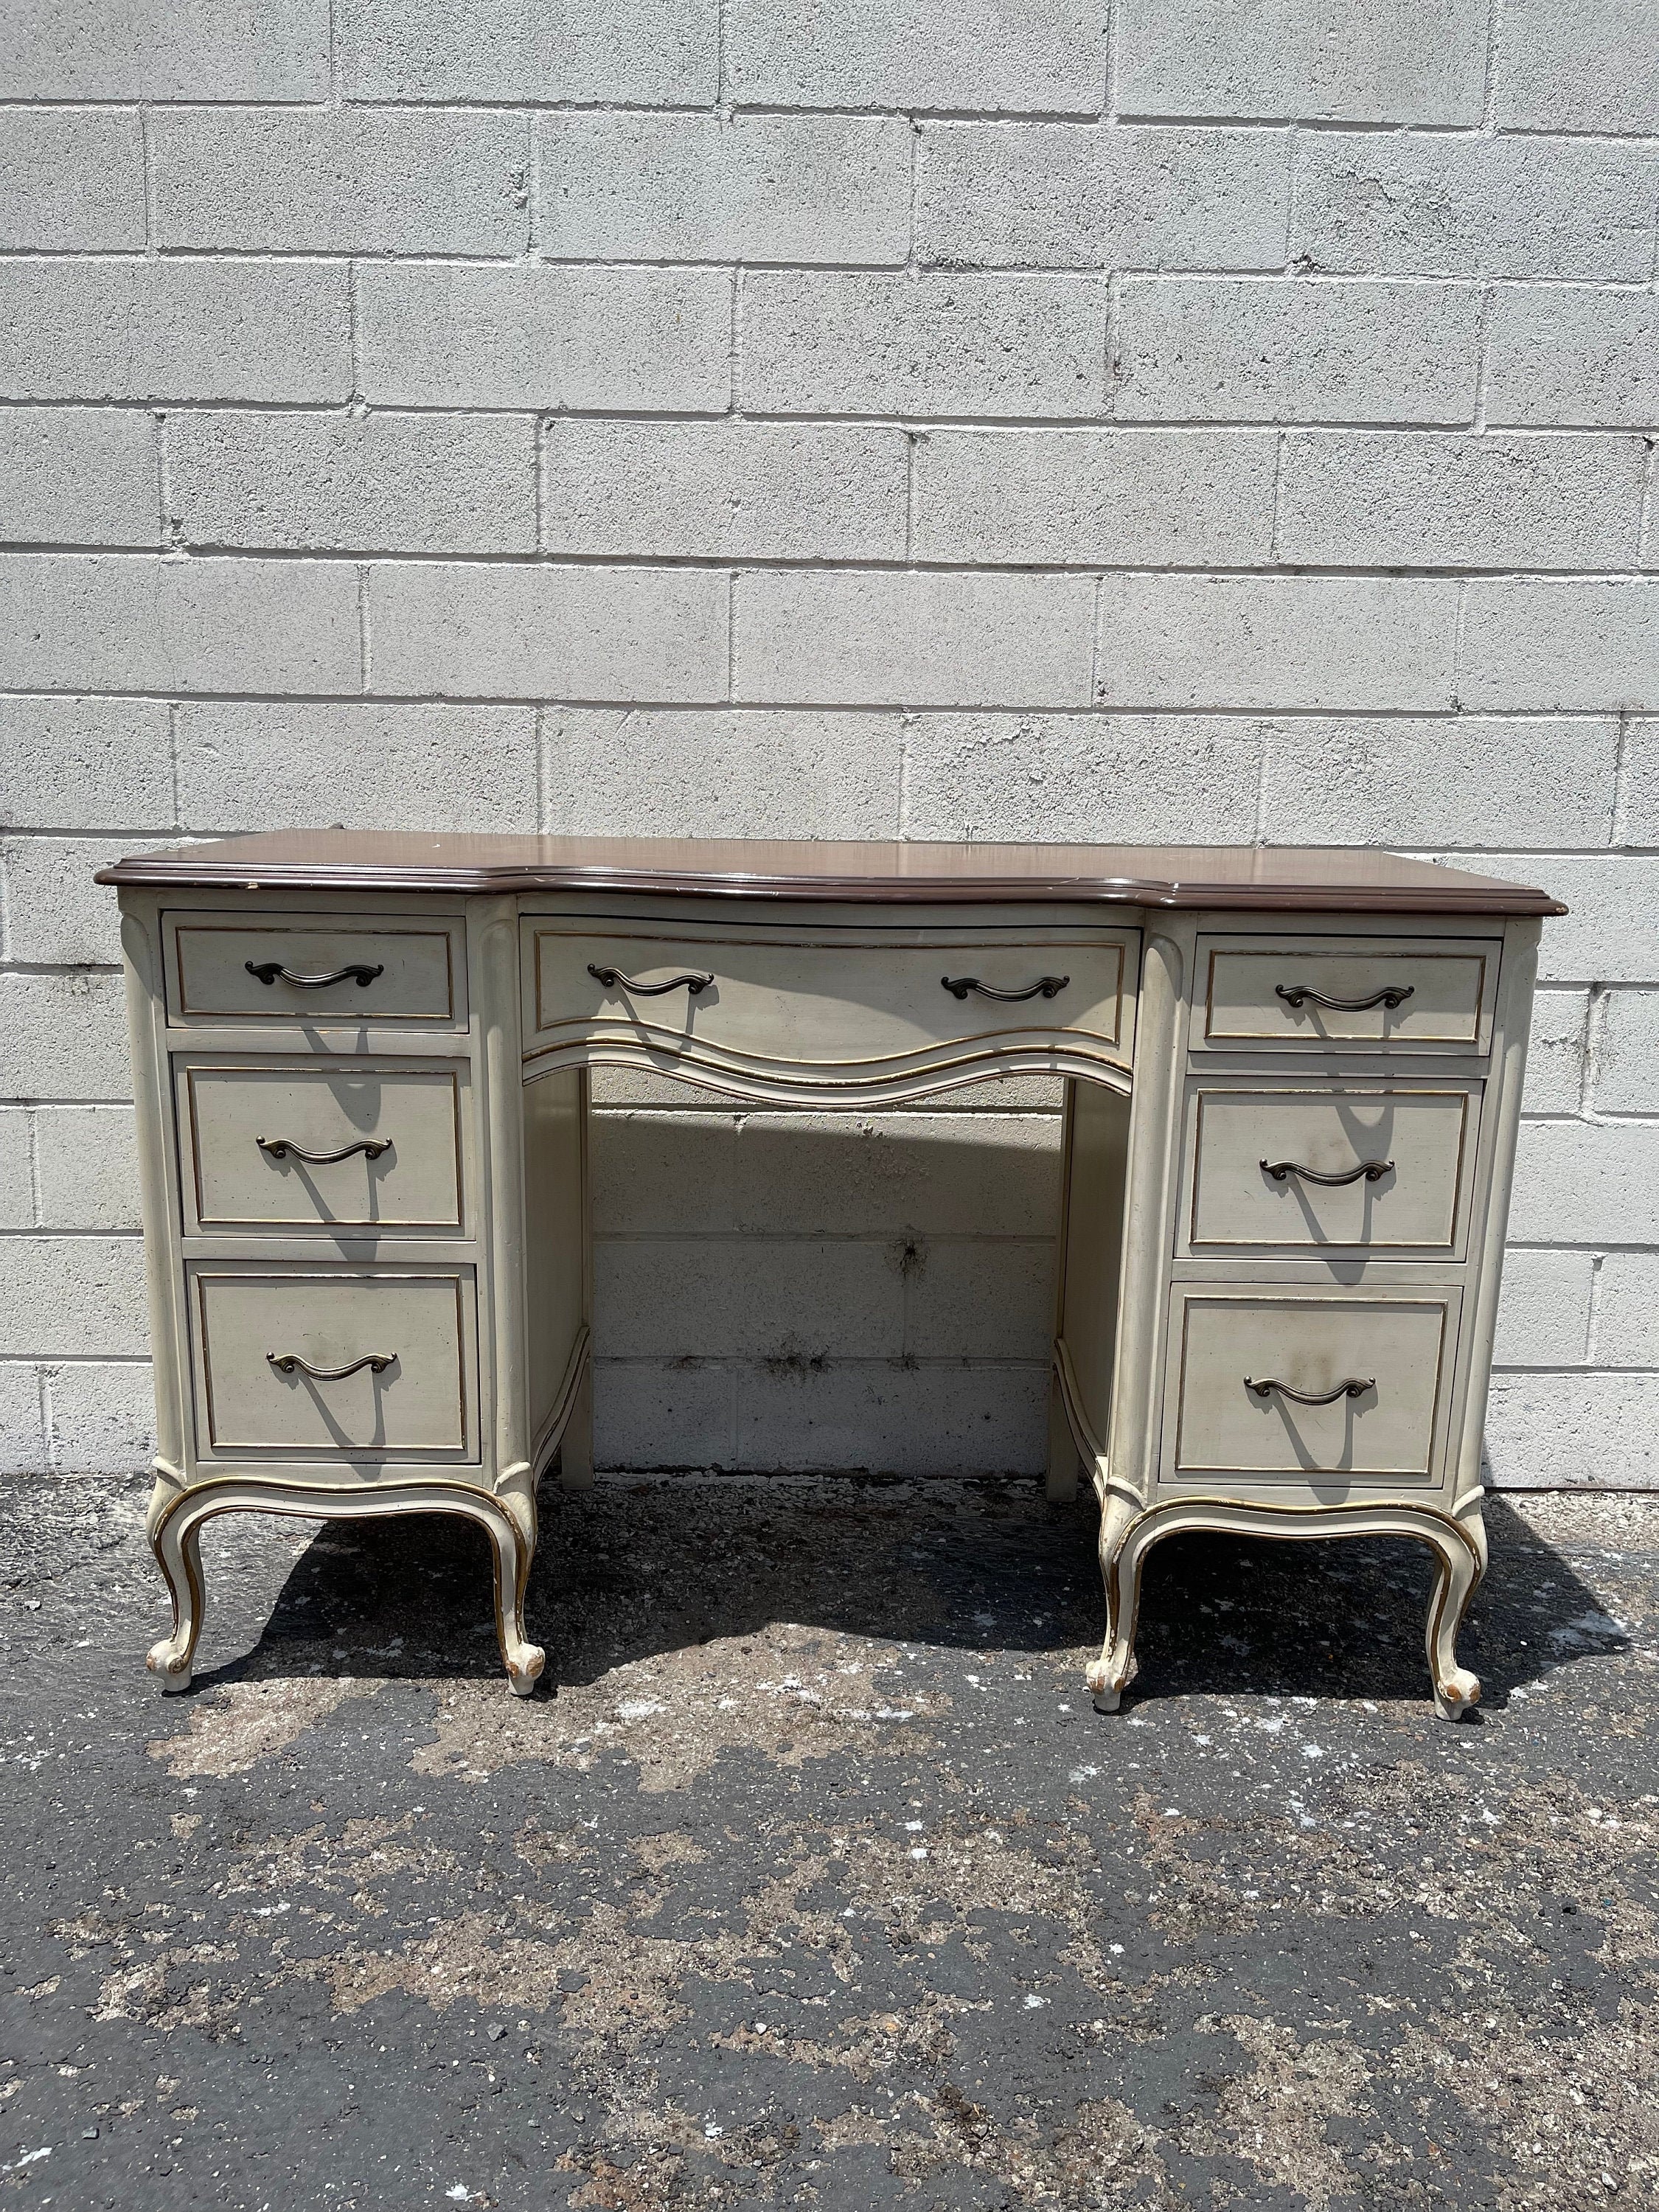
[99, 835, 1562, 1719]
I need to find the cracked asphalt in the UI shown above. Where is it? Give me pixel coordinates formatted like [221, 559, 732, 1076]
[2, 1472, 1657, 2211]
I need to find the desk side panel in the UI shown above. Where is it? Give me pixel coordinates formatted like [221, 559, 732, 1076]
[523, 1065, 587, 1463]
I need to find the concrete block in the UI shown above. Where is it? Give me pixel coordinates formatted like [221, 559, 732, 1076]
[735, 571, 1095, 709]
[1113, 276, 1481, 425]
[178, 703, 538, 835]
[1486, 288, 1659, 431]
[0, 973, 132, 1103]
[1594, 991, 1659, 1115]
[540, 114, 910, 265]
[1618, 720, 1659, 846]
[1497, 0, 1659, 133]
[0, 111, 145, 250]
[369, 563, 726, 703]
[543, 710, 903, 838]
[915, 123, 1289, 272]
[358, 265, 730, 413]
[0, 1364, 44, 1473]
[343, 0, 717, 104]
[0, 555, 360, 695]
[0, 410, 160, 548]
[0, 263, 349, 404]
[1117, 0, 1486, 122]
[152, 108, 529, 257]
[1593, 1252, 1659, 1367]
[1460, 582, 1659, 712]
[914, 428, 1274, 566]
[34, 1107, 142, 1231]
[1257, 716, 1618, 849]
[1485, 1371, 1659, 1487]
[1523, 990, 1589, 1116]
[1492, 1248, 1594, 1366]
[734, 1360, 1045, 1476]
[593, 1358, 734, 1470]
[590, 1113, 739, 1235]
[1295, 135, 1659, 282]
[734, 1114, 1061, 1237]
[0, 1236, 148, 1356]
[2, 0, 327, 97]
[906, 1239, 1054, 1359]
[1, 838, 130, 966]
[594, 1237, 903, 1358]
[1511, 1119, 1659, 1245]
[726, 0, 1104, 114]
[44, 1361, 156, 1475]
[1278, 432, 1644, 571]
[741, 273, 1107, 420]
[167, 411, 536, 555]
[1466, 858, 1659, 986]
[0, 698, 173, 831]
[902, 713, 1262, 842]
[542, 420, 908, 563]
[1095, 577, 1459, 712]
[0, 1111, 32, 1228]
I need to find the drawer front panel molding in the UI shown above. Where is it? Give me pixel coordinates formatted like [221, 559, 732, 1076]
[98, 833, 1559, 1711]
[1196, 935, 1497, 1054]
[1179, 1081, 1477, 1259]
[167, 914, 464, 1026]
[178, 1060, 467, 1235]
[526, 919, 1138, 1093]
[189, 1265, 479, 1460]
[1163, 1286, 1460, 1486]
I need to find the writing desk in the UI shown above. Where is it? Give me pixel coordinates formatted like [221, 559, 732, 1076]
[98, 835, 1562, 1718]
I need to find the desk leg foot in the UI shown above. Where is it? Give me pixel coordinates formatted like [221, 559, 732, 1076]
[1085, 1492, 1143, 1714]
[146, 1483, 204, 1694]
[490, 1483, 546, 1698]
[1428, 1498, 1486, 1722]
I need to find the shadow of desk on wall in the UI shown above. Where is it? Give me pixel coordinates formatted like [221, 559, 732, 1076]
[97, 834, 1563, 1719]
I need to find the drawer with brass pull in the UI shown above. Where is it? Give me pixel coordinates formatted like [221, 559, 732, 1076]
[1161, 1284, 1460, 1488]
[1176, 1079, 1478, 1259]
[1193, 934, 1497, 1055]
[164, 911, 465, 1026]
[524, 918, 1137, 1088]
[176, 1059, 468, 1236]
[187, 1265, 479, 1461]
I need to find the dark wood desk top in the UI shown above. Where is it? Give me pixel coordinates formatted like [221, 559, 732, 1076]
[97, 832, 1565, 916]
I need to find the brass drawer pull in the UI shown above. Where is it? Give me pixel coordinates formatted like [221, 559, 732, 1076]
[1246, 1375, 1373, 1405]
[1275, 981, 1413, 1012]
[267, 1351, 394, 1380]
[257, 1135, 392, 1165]
[588, 963, 713, 997]
[941, 974, 1070, 1002]
[245, 960, 385, 990]
[1260, 1156, 1393, 1187]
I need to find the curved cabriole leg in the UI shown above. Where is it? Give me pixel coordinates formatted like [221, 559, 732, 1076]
[487, 1484, 545, 1699]
[146, 1485, 205, 1694]
[1085, 1490, 1144, 1713]
[1427, 1512, 1487, 1722]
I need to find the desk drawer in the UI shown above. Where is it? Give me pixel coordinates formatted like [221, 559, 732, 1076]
[167, 914, 462, 1026]
[189, 1266, 477, 1459]
[1195, 935, 1496, 1055]
[1179, 1081, 1476, 1259]
[1164, 1286, 1458, 1486]
[528, 921, 1134, 1082]
[178, 1060, 466, 1236]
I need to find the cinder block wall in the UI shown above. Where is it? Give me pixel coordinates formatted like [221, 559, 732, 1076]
[1, 0, 1655, 1484]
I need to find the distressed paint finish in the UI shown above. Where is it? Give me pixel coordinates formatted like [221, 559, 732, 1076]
[3, 1471, 1658, 2207]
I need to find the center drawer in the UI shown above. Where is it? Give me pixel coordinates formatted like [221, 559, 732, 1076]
[177, 1060, 467, 1236]
[526, 919, 1136, 1080]
[1162, 1285, 1459, 1486]
[188, 1265, 479, 1461]
[1177, 1079, 1478, 1259]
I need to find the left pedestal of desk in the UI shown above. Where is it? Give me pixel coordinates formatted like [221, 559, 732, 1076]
[114, 883, 589, 1697]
